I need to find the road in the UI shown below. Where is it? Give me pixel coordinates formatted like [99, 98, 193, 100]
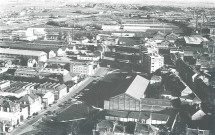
[8, 67, 109, 135]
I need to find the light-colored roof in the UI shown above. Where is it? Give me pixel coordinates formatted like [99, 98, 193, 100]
[43, 92, 54, 99]
[192, 110, 206, 120]
[0, 48, 46, 56]
[125, 75, 149, 100]
[184, 36, 209, 45]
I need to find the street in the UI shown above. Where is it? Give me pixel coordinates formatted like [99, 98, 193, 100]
[8, 67, 109, 135]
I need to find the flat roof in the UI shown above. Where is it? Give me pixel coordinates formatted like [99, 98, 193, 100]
[0, 48, 46, 56]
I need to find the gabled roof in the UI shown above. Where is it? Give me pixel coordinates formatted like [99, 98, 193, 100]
[97, 120, 113, 131]
[135, 123, 158, 134]
[19, 93, 39, 104]
[165, 32, 179, 40]
[191, 110, 206, 121]
[0, 98, 4, 106]
[110, 75, 149, 100]
[56, 84, 67, 91]
[113, 124, 125, 133]
[186, 128, 198, 135]
[3, 100, 18, 112]
[125, 75, 149, 100]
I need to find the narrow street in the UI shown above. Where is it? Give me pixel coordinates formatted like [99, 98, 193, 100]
[8, 67, 109, 135]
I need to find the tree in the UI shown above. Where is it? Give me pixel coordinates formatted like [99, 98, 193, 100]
[46, 21, 59, 26]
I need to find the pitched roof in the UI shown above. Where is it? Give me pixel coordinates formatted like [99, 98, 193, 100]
[186, 128, 198, 135]
[125, 75, 149, 100]
[135, 123, 158, 134]
[3, 100, 18, 112]
[110, 75, 149, 100]
[191, 110, 206, 120]
[97, 120, 113, 132]
[19, 93, 39, 104]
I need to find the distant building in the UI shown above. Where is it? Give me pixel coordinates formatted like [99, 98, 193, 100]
[134, 123, 159, 135]
[95, 120, 132, 135]
[42, 92, 55, 108]
[152, 31, 166, 43]
[0, 48, 47, 66]
[36, 83, 67, 100]
[141, 98, 172, 111]
[146, 113, 169, 125]
[0, 99, 21, 127]
[19, 94, 42, 116]
[0, 80, 10, 90]
[14, 67, 38, 78]
[70, 62, 98, 76]
[183, 36, 209, 48]
[165, 32, 179, 43]
[141, 52, 164, 73]
[77, 54, 100, 61]
[186, 128, 211, 135]
[104, 75, 149, 111]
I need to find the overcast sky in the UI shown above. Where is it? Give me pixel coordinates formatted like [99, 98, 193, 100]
[1, 0, 215, 7]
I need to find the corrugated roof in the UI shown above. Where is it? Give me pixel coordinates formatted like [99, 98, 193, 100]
[0, 48, 46, 56]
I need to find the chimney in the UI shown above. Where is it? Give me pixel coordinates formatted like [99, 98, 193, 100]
[92, 129, 97, 135]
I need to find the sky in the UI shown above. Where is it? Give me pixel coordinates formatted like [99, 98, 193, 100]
[0, 0, 215, 7]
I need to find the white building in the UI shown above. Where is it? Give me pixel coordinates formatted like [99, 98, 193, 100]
[70, 62, 98, 75]
[19, 94, 42, 116]
[0, 80, 10, 90]
[40, 68, 69, 75]
[0, 99, 21, 127]
[142, 52, 164, 73]
[42, 92, 54, 107]
[77, 55, 100, 61]
[0, 48, 47, 63]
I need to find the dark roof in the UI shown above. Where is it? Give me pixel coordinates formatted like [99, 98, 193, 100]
[105, 110, 150, 120]
[141, 98, 172, 107]
[117, 37, 140, 46]
[151, 113, 169, 121]
[187, 116, 213, 131]
[135, 123, 158, 134]
[55, 103, 95, 122]
[97, 120, 113, 132]
[180, 93, 196, 100]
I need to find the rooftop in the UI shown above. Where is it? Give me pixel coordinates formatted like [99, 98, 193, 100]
[184, 36, 209, 45]
[141, 98, 172, 107]
[111, 75, 149, 100]
[0, 48, 46, 56]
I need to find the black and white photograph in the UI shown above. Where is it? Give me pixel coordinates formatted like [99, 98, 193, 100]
[0, 0, 214, 134]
